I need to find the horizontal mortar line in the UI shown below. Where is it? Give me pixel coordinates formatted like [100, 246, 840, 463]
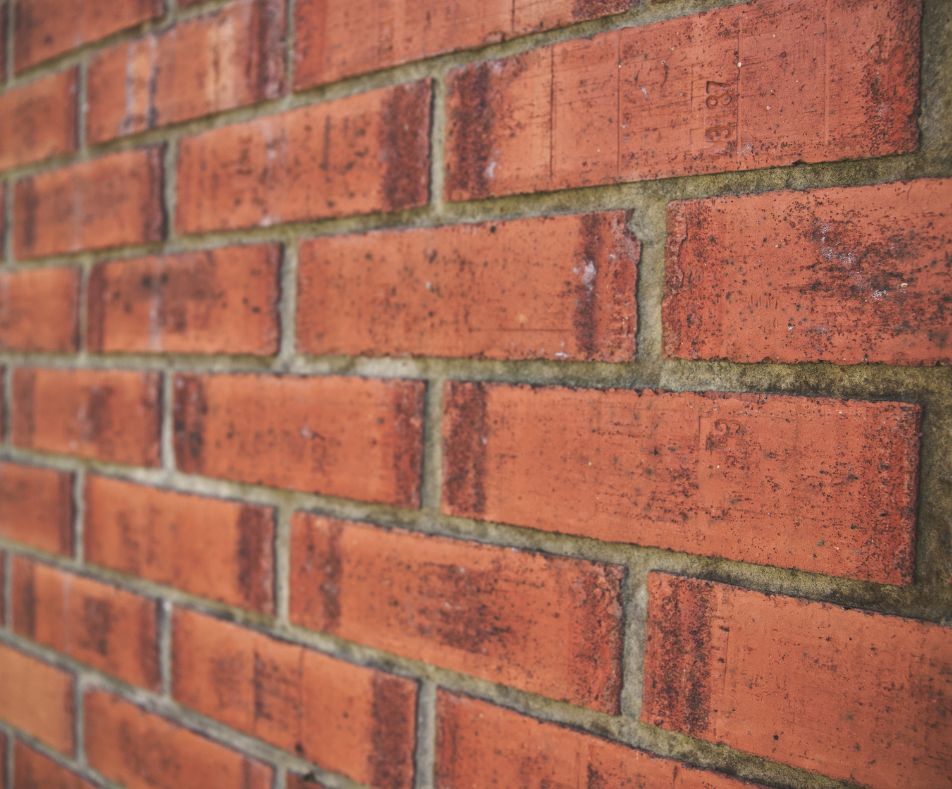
[0, 723, 110, 789]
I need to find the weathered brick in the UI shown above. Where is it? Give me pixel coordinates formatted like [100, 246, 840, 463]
[664, 178, 952, 366]
[87, 244, 281, 355]
[445, 0, 920, 200]
[87, 0, 285, 144]
[294, 0, 631, 88]
[297, 212, 638, 361]
[13, 741, 97, 789]
[0, 70, 77, 170]
[14, 149, 164, 260]
[0, 462, 74, 555]
[85, 475, 275, 612]
[14, 0, 163, 72]
[289, 514, 626, 712]
[0, 643, 74, 753]
[172, 608, 417, 788]
[12, 557, 160, 689]
[442, 383, 920, 585]
[0, 266, 79, 351]
[642, 573, 952, 788]
[286, 774, 327, 789]
[437, 692, 758, 788]
[176, 81, 430, 233]
[12, 368, 162, 466]
[173, 374, 424, 506]
[84, 691, 273, 789]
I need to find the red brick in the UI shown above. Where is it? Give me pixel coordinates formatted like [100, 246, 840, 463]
[442, 383, 920, 585]
[297, 212, 638, 362]
[13, 0, 163, 72]
[85, 475, 275, 612]
[176, 81, 430, 234]
[13, 741, 97, 789]
[664, 178, 952, 366]
[0, 731, 4, 789]
[84, 691, 273, 789]
[87, 244, 281, 355]
[12, 368, 162, 466]
[173, 374, 424, 506]
[11, 557, 160, 689]
[0, 1, 6, 82]
[642, 573, 952, 788]
[294, 0, 630, 89]
[0, 462, 74, 555]
[87, 0, 285, 144]
[14, 149, 164, 260]
[0, 643, 74, 753]
[0, 266, 79, 351]
[445, 0, 920, 200]
[172, 608, 417, 788]
[286, 774, 327, 789]
[0, 70, 77, 170]
[289, 515, 625, 712]
[437, 692, 757, 788]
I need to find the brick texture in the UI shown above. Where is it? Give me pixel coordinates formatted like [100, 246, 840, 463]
[0, 643, 74, 753]
[443, 383, 920, 585]
[0, 69, 77, 170]
[13, 741, 97, 789]
[289, 514, 626, 712]
[13, 368, 162, 466]
[84, 475, 275, 612]
[176, 81, 431, 234]
[445, 0, 920, 200]
[173, 373, 425, 505]
[87, 0, 285, 144]
[14, 148, 165, 260]
[297, 212, 638, 361]
[664, 178, 952, 366]
[0, 266, 79, 352]
[642, 573, 952, 788]
[172, 608, 417, 788]
[11, 557, 160, 688]
[0, 462, 74, 555]
[87, 244, 281, 355]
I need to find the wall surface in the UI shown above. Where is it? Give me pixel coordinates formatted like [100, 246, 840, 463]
[0, 0, 950, 787]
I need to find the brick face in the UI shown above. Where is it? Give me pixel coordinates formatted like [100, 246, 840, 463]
[0, 462, 74, 555]
[0, 266, 79, 352]
[172, 608, 417, 788]
[445, 0, 920, 200]
[0, 643, 75, 754]
[87, 0, 286, 144]
[0, 69, 77, 170]
[13, 741, 98, 789]
[176, 81, 431, 234]
[443, 383, 921, 585]
[664, 178, 952, 366]
[297, 212, 638, 361]
[289, 515, 626, 712]
[642, 573, 952, 788]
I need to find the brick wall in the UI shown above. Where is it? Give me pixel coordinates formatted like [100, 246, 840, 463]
[0, 1, 950, 788]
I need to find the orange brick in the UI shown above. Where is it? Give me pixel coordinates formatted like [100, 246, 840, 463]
[664, 178, 952, 366]
[14, 0, 163, 72]
[176, 81, 430, 233]
[0, 266, 79, 351]
[87, 0, 285, 144]
[442, 383, 920, 585]
[85, 475, 275, 612]
[0, 462, 74, 555]
[173, 374, 424, 506]
[87, 244, 281, 355]
[0, 643, 74, 754]
[445, 0, 920, 200]
[13, 741, 97, 789]
[12, 557, 160, 689]
[294, 0, 631, 88]
[172, 608, 417, 788]
[0, 70, 77, 170]
[642, 573, 952, 788]
[14, 149, 164, 260]
[289, 515, 625, 712]
[12, 368, 162, 466]
[437, 692, 758, 788]
[297, 212, 638, 361]
[84, 691, 273, 789]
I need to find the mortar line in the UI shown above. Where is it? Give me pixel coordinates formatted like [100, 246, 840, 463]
[412, 680, 437, 789]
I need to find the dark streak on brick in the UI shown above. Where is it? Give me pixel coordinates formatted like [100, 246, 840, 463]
[80, 597, 113, 656]
[13, 561, 37, 637]
[57, 471, 75, 553]
[572, 0, 630, 19]
[443, 382, 488, 515]
[448, 63, 493, 199]
[236, 505, 274, 613]
[86, 265, 108, 352]
[144, 146, 167, 242]
[391, 382, 424, 508]
[380, 80, 431, 212]
[574, 562, 625, 714]
[574, 214, 603, 358]
[173, 375, 208, 471]
[140, 599, 161, 687]
[370, 673, 416, 789]
[17, 178, 39, 253]
[317, 518, 343, 632]
[14, 369, 37, 444]
[249, 0, 286, 100]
